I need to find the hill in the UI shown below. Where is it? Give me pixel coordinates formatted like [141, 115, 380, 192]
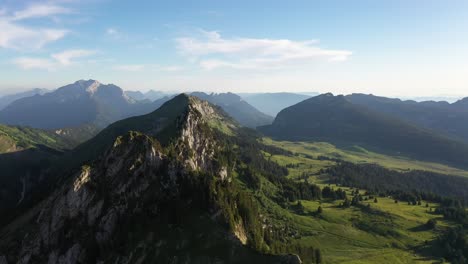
[346, 93, 468, 142]
[0, 80, 159, 130]
[259, 93, 468, 169]
[241, 92, 312, 116]
[191, 92, 273, 128]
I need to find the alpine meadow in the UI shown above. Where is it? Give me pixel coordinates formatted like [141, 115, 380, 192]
[1, 1, 468, 264]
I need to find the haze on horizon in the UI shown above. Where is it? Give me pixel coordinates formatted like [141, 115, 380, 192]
[0, 0, 467, 98]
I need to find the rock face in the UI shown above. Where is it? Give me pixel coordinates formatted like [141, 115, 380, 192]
[7, 132, 166, 263]
[191, 92, 274, 128]
[0, 95, 293, 263]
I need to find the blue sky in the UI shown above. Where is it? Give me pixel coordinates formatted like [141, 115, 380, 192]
[1, 0, 468, 97]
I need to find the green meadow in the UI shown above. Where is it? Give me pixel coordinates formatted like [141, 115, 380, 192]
[261, 137, 468, 178]
[257, 137, 460, 263]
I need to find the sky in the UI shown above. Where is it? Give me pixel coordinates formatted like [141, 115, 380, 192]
[0, 0, 468, 97]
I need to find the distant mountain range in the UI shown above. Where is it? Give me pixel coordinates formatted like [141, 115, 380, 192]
[240, 92, 313, 116]
[0, 80, 147, 129]
[0, 88, 49, 110]
[0, 81, 274, 131]
[0, 80, 174, 130]
[259, 93, 468, 169]
[125, 90, 170, 101]
[346, 93, 468, 142]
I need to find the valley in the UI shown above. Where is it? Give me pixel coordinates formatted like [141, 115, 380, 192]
[0, 86, 467, 264]
[258, 137, 465, 263]
[2, 2, 468, 263]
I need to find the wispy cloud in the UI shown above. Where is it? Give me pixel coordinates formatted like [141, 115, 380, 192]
[12, 3, 72, 20]
[105, 27, 127, 40]
[12, 57, 57, 70]
[52, 49, 96, 65]
[0, 3, 72, 50]
[176, 30, 352, 70]
[106, 27, 118, 36]
[0, 19, 68, 50]
[13, 49, 96, 70]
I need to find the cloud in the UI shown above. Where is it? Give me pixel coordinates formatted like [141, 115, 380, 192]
[0, 3, 72, 50]
[51, 49, 96, 65]
[106, 28, 118, 35]
[105, 27, 126, 40]
[13, 49, 96, 70]
[0, 19, 68, 50]
[176, 30, 352, 70]
[13, 4, 72, 20]
[13, 57, 57, 70]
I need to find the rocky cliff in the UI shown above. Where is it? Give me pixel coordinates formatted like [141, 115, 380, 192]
[0, 95, 301, 264]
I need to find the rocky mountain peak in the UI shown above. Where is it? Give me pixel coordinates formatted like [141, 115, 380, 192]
[84, 80, 101, 95]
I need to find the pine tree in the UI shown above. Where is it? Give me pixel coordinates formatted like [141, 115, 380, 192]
[317, 206, 323, 214]
[314, 248, 322, 264]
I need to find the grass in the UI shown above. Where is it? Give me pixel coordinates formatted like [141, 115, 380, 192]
[256, 137, 459, 263]
[0, 124, 73, 153]
[207, 118, 236, 136]
[257, 183, 451, 263]
[261, 137, 468, 177]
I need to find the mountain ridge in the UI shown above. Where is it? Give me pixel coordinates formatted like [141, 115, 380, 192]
[259, 93, 468, 169]
[0, 94, 304, 263]
[346, 93, 468, 142]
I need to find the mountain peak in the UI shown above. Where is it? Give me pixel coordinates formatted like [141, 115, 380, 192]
[85, 80, 101, 94]
[74, 79, 100, 87]
[190, 92, 273, 128]
[304, 92, 347, 105]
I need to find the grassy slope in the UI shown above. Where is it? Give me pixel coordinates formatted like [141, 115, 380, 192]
[292, 189, 449, 263]
[262, 137, 468, 178]
[257, 137, 459, 263]
[0, 124, 73, 153]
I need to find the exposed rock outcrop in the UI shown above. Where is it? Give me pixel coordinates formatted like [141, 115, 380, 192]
[0, 95, 296, 264]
